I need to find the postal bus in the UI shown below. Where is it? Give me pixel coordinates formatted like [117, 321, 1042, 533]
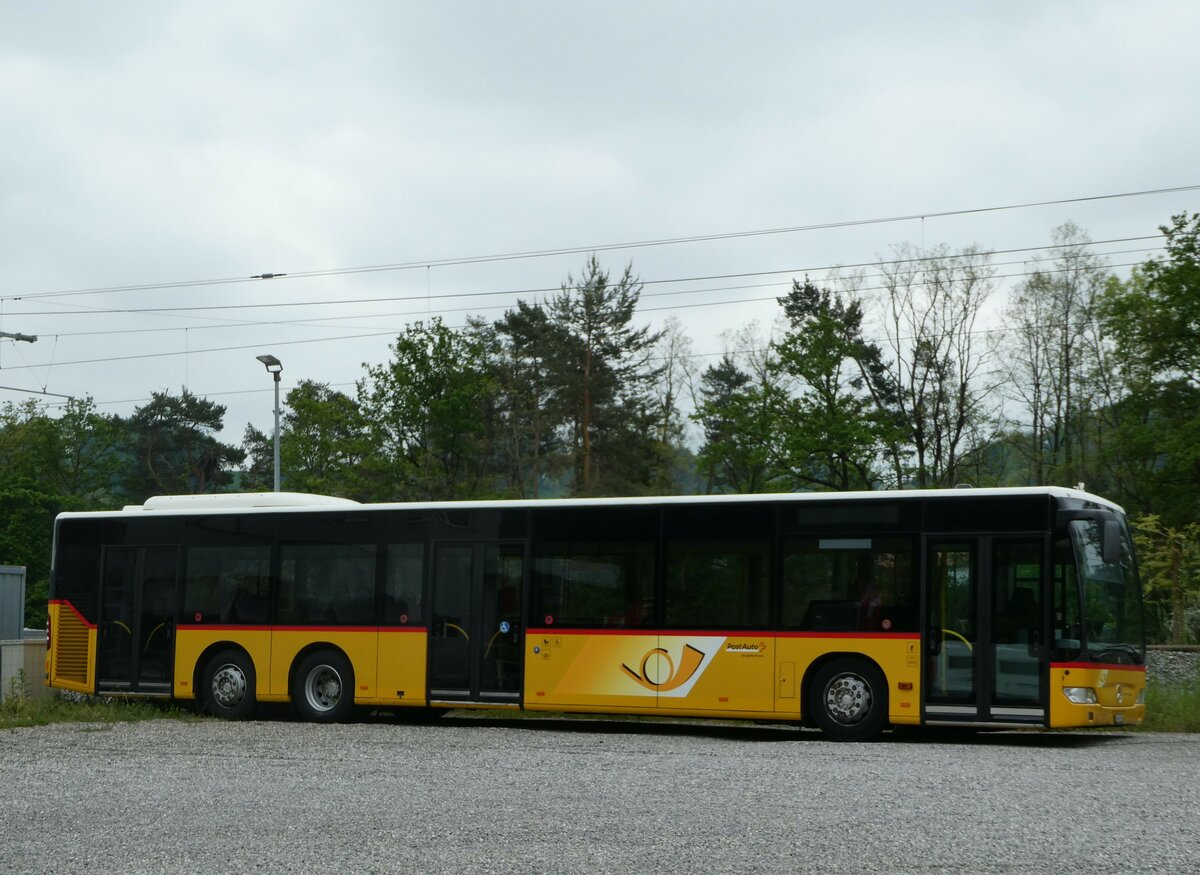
[45, 486, 1146, 740]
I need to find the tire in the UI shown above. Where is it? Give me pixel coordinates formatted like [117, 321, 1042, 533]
[201, 649, 258, 720]
[809, 658, 889, 742]
[292, 650, 355, 723]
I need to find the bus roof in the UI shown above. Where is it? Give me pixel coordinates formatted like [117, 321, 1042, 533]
[57, 485, 1125, 521]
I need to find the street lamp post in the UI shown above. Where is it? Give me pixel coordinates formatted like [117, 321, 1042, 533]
[255, 354, 283, 492]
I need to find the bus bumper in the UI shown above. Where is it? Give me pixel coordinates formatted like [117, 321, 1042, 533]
[1049, 664, 1146, 728]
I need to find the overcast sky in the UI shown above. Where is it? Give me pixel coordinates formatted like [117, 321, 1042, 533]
[2, 1, 1198, 441]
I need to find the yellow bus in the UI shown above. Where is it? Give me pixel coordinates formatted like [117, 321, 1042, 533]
[46, 487, 1146, 740]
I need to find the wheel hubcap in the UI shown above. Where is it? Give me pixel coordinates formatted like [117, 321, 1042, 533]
[824, 672, 871, 725]
[304, 666, 343, 712]
[212, 664, 247, 708]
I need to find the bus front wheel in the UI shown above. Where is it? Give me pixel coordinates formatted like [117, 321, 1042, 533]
[292, 650, 355, 723]
[201, 649, 258, 720]
[809, 658, 888, 742]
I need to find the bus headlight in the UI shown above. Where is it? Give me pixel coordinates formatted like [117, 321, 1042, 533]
[1063, 687, 1098, 705]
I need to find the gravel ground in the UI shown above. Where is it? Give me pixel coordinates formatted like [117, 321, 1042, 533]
[1, 715, 1197, 874]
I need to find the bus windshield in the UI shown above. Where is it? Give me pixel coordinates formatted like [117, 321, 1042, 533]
[1070, 519, 1145, 665]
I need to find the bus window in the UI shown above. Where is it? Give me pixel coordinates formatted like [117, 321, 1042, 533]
[782, 537, 916, 632]
[535, 542, 654, 628]
[383, 543, 424, 625]
[183, 546, 271, 625]
[279, 543, 377, 626]
[1053, 537, 1083, 659]
[991, 540, 1043, 704]
[665, 540, 768, 629]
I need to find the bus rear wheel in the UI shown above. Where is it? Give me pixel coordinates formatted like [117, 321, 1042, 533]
[201, 649, 257, 720]
[292, 650, 355, 723]
[809, 658, 888, 742]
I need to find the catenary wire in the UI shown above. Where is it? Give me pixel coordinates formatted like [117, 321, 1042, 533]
[2, 184, 1193, 302]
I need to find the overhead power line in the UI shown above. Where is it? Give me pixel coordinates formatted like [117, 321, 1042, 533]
[5, 234, 1163, 320]
[3, 184, 1195, 303]
[38, 243, 1166, 341]
[0, 258, 1150, 375]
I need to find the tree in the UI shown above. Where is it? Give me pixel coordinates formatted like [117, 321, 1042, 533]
[242, 381, 369, 498]
[1098, 213, 1200, 525]
[693, 353, 778, 494]
[771, 279, 895, 491]
[1106, 212, 1200, 385]
[541, 257, 664, 496]
[649, 315, 698, 493]
[358, 317, 496, 500]
[43, 397, 127, 504]
[124, 389, 245, 498]
[1133, 515, 1200, 644]
[493, 302, 563, 497]
[0, 397, 128, 629]
[874, 244, 998, 487]
[1000, 223, 1111, 486]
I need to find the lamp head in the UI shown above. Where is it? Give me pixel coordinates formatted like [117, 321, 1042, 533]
[256, 353, 282, 375]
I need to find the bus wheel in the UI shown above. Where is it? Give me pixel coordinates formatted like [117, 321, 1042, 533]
[292, 651, 355, 723]
[202, 649, 257, 720]
[810, 658, 888, 742]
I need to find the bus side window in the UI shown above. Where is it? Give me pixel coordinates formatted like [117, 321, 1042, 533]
[782, 537, 916, 632]
[383, 543, 424, 625]
[534, 542, 654, 628]
[664, 540, 768, 629]
[184, 546, 270, 625]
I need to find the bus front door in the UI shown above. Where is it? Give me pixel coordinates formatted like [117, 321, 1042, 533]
[97, 546, 177, 695]
[429, 542, 524, 703]
[924, 538, 1047, 725]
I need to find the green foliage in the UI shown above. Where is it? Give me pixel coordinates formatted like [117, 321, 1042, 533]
[358, 318, 497, 500]
[693, 354, 779, 494]
[1137, 676, 1200, 733]
[773, 279, 895, 491]
[1097, 214, 1200, 527]
[542, 257, 665, 496]
[125, 389, 246, 497]
[490, 304, 563, 497]
[494, 259, 667, 497]
[1133, 515, 1200, 644]
[1106, 213, 1200, 385]
[243, 381, 370, 499]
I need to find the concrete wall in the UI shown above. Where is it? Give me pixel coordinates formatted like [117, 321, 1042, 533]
[0, 638, 49, 703]
[0, 566, 26, 642]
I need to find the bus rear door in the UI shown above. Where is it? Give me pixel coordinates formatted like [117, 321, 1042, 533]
[97, 546, 177, 696]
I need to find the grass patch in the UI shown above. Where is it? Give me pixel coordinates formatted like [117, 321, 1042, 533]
[1, 675, 203, 730]
[1135, 678, 1200, 733]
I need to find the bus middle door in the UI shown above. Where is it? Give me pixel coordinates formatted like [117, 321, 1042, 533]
[924, 537, 1047, 725]
[428, 542, 524, 704]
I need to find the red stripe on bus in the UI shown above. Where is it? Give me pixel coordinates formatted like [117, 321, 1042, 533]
[773, 631, 921, 640]
[182, 625, 428, 633]
[525, 627, 919, 640]
[50, 599, 96, 629]
[1052, 661, 1147, 673]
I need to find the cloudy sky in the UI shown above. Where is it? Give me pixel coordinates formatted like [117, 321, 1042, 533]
[2, 1, 1198, 440]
